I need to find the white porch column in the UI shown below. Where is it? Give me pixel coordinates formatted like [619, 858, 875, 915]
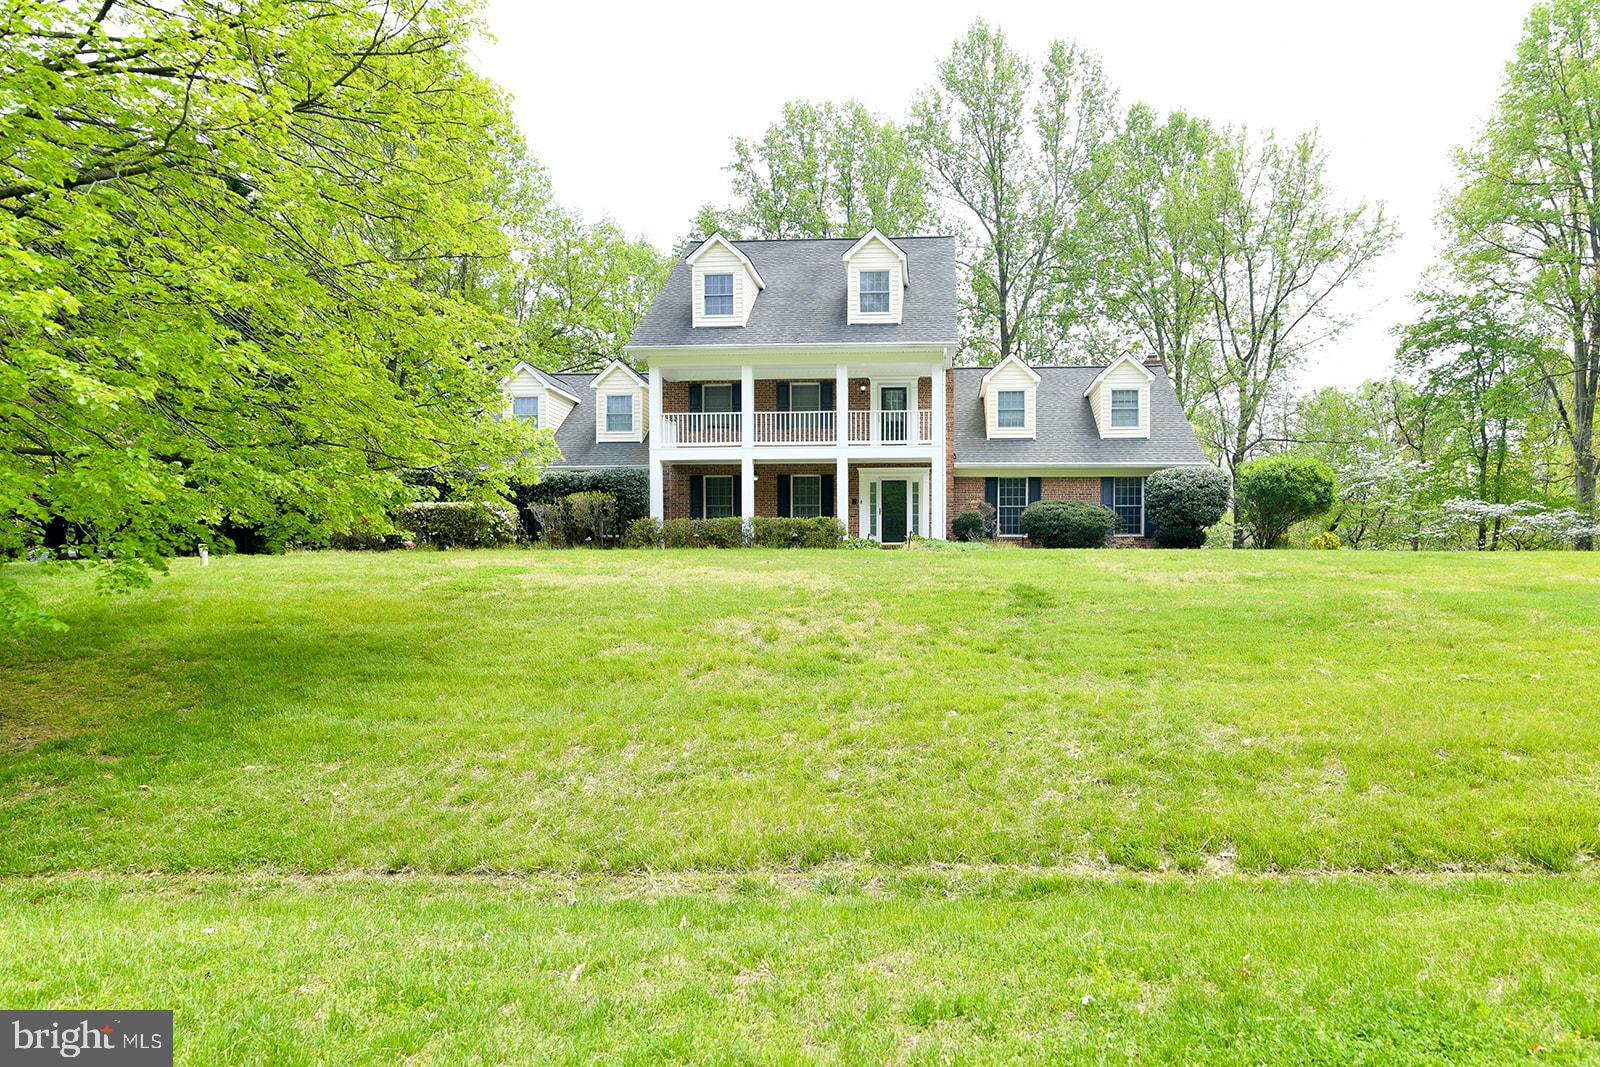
[648, 366, 664, 521]
[930, 357, 947, 538]
[835, 363, 850, 521]
[741, 455, 756, 523]
[740, 364, 754, 449]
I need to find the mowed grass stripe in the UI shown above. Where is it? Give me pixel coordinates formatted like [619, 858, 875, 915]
[3, 549, 1598, 873]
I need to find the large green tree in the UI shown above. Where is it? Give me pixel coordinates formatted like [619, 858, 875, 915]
[909, 20, 1114, 361]
[693, 99, 930, 240]
[1447, 0, 1600, 546]
[0, 0, 555, 627]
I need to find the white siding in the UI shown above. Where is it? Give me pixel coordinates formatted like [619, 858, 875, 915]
[691, 245, 759, 328]
[983, 362, 1037, 439]
[502, 368, 574, 431]
[592, 364, 648, 442]
[844, 237, 904, 325]
[1088, 360, 1151, 439]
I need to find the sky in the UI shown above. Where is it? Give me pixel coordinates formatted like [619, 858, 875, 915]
[474, 0, 1532, 390]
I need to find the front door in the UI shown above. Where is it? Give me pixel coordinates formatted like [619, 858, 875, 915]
[880, 479, 908, 544]
[879, 386, 907, 442]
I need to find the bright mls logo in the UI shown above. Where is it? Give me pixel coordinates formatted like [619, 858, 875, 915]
[3, 1012, 172, 1065]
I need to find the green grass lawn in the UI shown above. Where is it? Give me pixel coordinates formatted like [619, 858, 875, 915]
[3, 548, 1600, 1063]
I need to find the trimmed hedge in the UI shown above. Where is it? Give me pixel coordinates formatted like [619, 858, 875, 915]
[512, 469, 648, 535]
[623, 516, 845, 549]
[1020, 500, 1115, 548]
[398, 501, 522, 549]
[750, 516, 846, 548]
[1146, 465, 1231, 548]
[951, 510, 990, 542]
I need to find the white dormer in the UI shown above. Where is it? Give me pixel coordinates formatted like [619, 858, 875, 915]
[1083, 354, 1156, 439]
[591, 359, 649, 443]
[499, 362, 582, 431]
[842, 229, 909, 325]
[980, 355, 1041, 439]
[688, 234, 764, 328]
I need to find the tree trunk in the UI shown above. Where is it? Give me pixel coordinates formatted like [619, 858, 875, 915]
[1229, 446, 1247, 549]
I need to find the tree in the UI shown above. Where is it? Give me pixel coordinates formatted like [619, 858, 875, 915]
[909, 20, 1114, 361]
[1446, 0, 1600, 547]
[693, 99, 931, 240]
[0, 0, 557, 628]
[1234, 455, 1337, 548]
[1190, 129, 1396, 545]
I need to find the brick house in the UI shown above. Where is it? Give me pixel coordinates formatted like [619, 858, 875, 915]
[501, 231, 1209, 543]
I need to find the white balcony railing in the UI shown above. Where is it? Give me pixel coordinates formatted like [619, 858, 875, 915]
[661, 409, 933, 447]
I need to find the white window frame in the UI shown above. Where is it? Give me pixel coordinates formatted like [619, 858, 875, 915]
[1112, 476, 1145, 537]
[701, 383, 735, 413]
[704, 273, 734, 317]
[703, 475, 735, 519]
[606, 394, 634, 433]
[997, 390, 1026, 429]
[511, 395, 540, 425]
[996, 477, 1028, 537]
[791, 474, 822, 518]
[1110, 388, 1141, 429]
[859, 270, 890, 314]
[788, 381, 823, 411]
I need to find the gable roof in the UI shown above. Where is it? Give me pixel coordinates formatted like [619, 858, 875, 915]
[952, 364, 1208, 467]
[628, 235, 959, 349]
[686, 233, 766, 289]
[1082, 353, 1156, 396]
[502, 361, 583, 405]
[841, 229, 909, 283]
[538, 371, 650, 468]
[591, 358, 646, 389]
[979, 354, 1041, 391]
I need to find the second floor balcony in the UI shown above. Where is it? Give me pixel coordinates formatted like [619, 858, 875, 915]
[659, 408, 935, 447]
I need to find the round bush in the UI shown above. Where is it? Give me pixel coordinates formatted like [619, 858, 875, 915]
[1309, 531, 1341, 550]
[1145, 465, 1231, 549]
[1236, 454, 1337, 548]
[1019, 500, 1115, 548]
[951, 510, 989, 542]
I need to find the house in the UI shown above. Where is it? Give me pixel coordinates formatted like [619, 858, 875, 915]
[501, 230, 1209, 543]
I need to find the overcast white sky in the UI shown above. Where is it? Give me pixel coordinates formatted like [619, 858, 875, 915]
[475, 0, 1531, 389]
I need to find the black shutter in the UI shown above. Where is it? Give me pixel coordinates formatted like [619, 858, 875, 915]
[1100, 477, 1115, 508]
[776, 475, 791, 517]
[820, 380, 835, 410]
[820, 474, 835, 517]
[776, 382, 790, 411]
[1028, 477, 1042, 505]
[731, 382, 741, 411]
[984, 477, 998, 510]
[732, 475, 742, 516]
[690, 475, 704, 519]
[688, 384, 702, 413]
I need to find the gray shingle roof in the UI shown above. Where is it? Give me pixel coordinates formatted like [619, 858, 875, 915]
[628, 236, 959, 348]
[952, 365, 1209, 467]
[544, 373, 648, 468]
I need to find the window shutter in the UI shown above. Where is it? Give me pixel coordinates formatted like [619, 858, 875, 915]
[776, 475, 791, 517]
[1028, 477, 1042, 505]
[1100, 477, 1114, 508]
[820, 474, 835, 517]
[688, 384, 702, 413]
[689, 475, 704, 519]
[731, 382, 742, 411]
[820, 380, 835, 411]
[776, 382, 790, 412]
[984, 478, 998, 510]
[732, 475, 742, 516]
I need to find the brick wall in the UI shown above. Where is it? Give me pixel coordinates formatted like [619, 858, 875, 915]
[946, 473, 1156, 546]
[753, 463, 836, 518]
[663, 463, 738, 520]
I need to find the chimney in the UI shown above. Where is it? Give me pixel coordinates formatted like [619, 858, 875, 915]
[1143, 352, 1167, 371]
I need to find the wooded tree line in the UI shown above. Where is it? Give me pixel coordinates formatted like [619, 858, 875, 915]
[693, 10, 1600, 549]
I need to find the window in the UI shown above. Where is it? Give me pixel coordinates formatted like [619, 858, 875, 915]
[911, 479, 921, 537]
[511, 395, 539, 425]
[859, 270, 890, 314]
[605, 394, 633, 433]
[1112, 477, 1144, 536]
[996, 477, 1028, 536]
[792, 475, 822, 518]
[704, 475, 735, 518]
[789, 382, 822, 411]
[869, 481, 878, 537]
[701, 383, 735, 412]
[997, 390, 1026, 429]
[704, 273, 734, 316]
[1111, 388, 1141, 429]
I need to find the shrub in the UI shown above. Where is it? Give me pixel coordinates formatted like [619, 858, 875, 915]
[1019, 500, 1115, 548]
[1236, 455, 1337, 548]
[531, 491, 619, 547]
[843, 537, 880, 550]
[951, 510, 989, 542]
[623, 517, 662, 548]
[511, 469, 648, 535]
[1145, 465, 1231, 549]
[398, 501, 521, 548]
[327, 519, 405, 551]
[660, 517, 748, 548]
[749, 516, 846, 548]
[1309, 531, 1342, 550]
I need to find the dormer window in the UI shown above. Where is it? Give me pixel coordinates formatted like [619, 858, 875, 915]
[704, 273, 734, 317]
[512, 395, 540, 425]
[996, 390, 1026, 429]
[1111, 389, 1140, 428]
[859, 271, 890, 314]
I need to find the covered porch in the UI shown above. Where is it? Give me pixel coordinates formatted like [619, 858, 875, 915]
[661, 460, 935, 544]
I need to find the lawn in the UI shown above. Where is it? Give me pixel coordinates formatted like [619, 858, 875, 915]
[3, 548, 1599, 1063]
